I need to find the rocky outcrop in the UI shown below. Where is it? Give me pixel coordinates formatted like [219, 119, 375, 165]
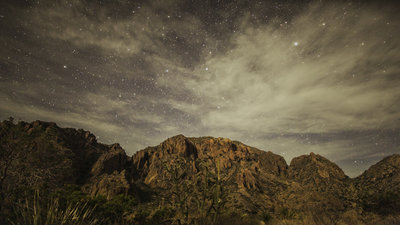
[86, 143, 133, 199]
[86, 170, 131, 200]
[91, 143, 128, 177]
[355, 154, 400, 191]
[353, 154, 400, 215]
[0, 120, 108, 187]
[0, 119, 135, 200]
[132, 135, 287, 190]
[288, 152, 348, 190]
[130, 135, 290, 212]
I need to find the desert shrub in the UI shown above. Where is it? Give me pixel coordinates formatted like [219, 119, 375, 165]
[10, 190, 98, 225]
[366, 215, 400, 225]
[52, 184, 89, 207]
[260, 211, 273, 223]
[96, 194, 137, 223]
[53, 185, 137, 224]
[361, 191, 400, 215]
[148, 207, 175, 224]
[306, 212, 338, 225]
[214, 212, 261, 225]
[277, 207, 297, 220]
[127, 207, 151, 225]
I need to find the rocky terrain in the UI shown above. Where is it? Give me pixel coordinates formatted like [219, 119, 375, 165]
[0, 119, 399, 224]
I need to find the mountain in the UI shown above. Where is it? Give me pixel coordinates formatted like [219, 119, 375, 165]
[354, 154, 400, 215]
[356, 154, 400, 192]
[1, 119, 399, 224]
[132, 135, 289, 213]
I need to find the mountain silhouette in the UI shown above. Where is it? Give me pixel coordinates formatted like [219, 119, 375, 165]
[1, 119, 399, 224]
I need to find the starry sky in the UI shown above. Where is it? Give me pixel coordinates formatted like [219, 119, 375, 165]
[1, 0, 399, 177]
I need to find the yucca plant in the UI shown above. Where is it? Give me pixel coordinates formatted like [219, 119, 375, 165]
[11, 190, 99, 225]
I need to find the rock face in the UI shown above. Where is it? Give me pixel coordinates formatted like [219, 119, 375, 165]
[86, 170, 132, 200]
[354, 154, 400, 215]
[131, 135, 290, 212]
[1, 119, 400, 218]
[0, 120, 132, 200]
[91, 143, 128, 177]
[132, 135, 287, 185]
[289, 152, 348, 191]
[85, 143, 133, 199]
[355, 154, 400, 192]
[0, 120, 108, 187]
[278, 153, 354, 214]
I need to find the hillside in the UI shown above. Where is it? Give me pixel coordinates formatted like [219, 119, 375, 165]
[0, 119, 399, 224]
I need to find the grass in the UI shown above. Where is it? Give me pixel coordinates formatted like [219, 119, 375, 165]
[10, 190, 99, 225]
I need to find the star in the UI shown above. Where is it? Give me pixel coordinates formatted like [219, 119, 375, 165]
[293, 42, 299, 46]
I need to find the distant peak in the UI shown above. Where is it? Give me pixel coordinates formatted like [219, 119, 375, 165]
[289, 152, 327, 165]
[373, 154, 400, 167]
[168, 134, 187, 140]
[359, 153, 400, 179]
[289, 153, 347, 180]
[385, 153, 400, 160]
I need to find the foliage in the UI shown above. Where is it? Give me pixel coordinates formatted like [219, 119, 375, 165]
[361, 190, 400, 215]
[53, 184, 137, 224]
[10, 190, 98, 225]
[148, 207, 175, 224]
[260, 211, 273, 223]
[94, 194, 137, 224]
[277, 207, 297, 220]
[130, 207, 151, 224]
[52, 184, 89, 207]
[214, 212, 261, 225]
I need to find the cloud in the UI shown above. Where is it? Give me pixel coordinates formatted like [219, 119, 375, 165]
[0, 94, 122, 135]
[153, 2, 399, 177]
[177, 3, 400, 135]
[1, 1, 399, 177]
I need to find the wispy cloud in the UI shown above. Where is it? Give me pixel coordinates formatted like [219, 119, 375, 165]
[0, 1, 399, 177]
[181, 3, 400, 135]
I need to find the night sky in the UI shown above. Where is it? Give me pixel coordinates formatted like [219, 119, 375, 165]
[1, 0, 399, 177]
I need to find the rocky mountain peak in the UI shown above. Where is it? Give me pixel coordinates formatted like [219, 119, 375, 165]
[360, 154, 400, 178]
[130, 135, 289, 202]
[355, 154, 400, 193]
[288, 153, 347, 191]
[159, 134, 198, 158]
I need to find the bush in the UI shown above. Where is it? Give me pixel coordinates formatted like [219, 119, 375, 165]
[52, 184, 89, 207]
[94, 194, 137, 223]
[261, 211, 273, 223]
[149, 207, 175, 224]
[277, 207, 297, 220]
[53, 185, 137, 224]
[361, 191, 400, 215]
[214, 212, 261, 225]
[11, 190, 99, 225]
